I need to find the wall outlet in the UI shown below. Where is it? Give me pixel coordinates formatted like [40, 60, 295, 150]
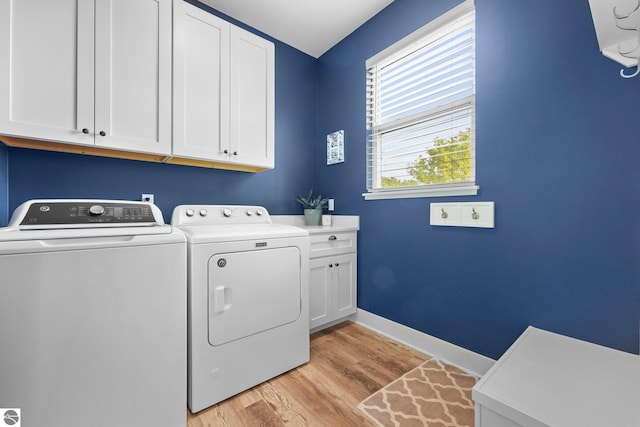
[141, 194, 154, 204]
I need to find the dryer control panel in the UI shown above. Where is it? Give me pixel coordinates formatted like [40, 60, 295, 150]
[171, 205, 271, 226]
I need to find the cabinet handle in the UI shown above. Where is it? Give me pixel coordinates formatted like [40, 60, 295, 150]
[99, 131, 106, 136]
[82, 128, 90, 134]
[233, 151, 238, 156]
[329, 264, 333, 268]
[328, 235, 337, 241]
[335, 263, 339, 267]
[224, 149, 229, 154]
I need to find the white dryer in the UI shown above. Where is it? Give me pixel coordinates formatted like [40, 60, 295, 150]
[171, 205, 309, 413]
[0, 200, 186, 427]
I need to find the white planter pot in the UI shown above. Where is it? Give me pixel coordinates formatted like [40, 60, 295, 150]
[303, 209, 322, 226]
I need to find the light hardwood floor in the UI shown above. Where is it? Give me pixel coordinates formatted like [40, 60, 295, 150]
[187, 321, 429, 426]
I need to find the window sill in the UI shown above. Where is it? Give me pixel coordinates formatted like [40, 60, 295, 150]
[362, 184, 479, 200]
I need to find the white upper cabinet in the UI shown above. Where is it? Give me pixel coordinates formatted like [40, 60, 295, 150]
[94, 0, 172, 154]
[0, 0, 172, 155]
[0, 0, 91, 145]
[1, 0, 273, 169]
[173, 1, 230, 161]
[229, 26, 275, 169]
[173, 0, 275, 170]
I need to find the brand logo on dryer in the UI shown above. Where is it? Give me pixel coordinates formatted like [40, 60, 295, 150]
[217, 258, 227, 268]
[255, 242, 267, 247]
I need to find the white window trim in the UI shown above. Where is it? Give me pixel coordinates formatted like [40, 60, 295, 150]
[363, 0, 476, 201]
[365, 0, 475, 70]
[363, 183, 479, 200]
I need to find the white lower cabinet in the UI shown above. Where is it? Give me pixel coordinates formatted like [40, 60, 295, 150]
[309, 232, 357, 330]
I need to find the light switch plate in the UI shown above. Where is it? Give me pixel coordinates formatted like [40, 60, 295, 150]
[430, 202, 495, 228]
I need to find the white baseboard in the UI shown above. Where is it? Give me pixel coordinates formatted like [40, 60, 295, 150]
[310, 314, 357, 334]
[355, 309, 495, 378]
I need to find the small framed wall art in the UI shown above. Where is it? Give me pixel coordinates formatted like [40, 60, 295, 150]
[327, 130, 344, 165]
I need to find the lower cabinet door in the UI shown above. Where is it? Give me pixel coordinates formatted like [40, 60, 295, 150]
[309, 253, 357, 330]
[333, 253, 357, 319]
[309, 258, 331, 329]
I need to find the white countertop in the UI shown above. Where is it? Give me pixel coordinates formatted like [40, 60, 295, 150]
[473, 326, 640, 427]
[271, 215, 359, 234]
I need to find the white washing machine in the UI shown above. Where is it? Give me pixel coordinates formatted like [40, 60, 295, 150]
[171, 205, 309, 413]
[0, 200, 186, 427]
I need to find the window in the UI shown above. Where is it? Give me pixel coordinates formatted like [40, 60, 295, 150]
[364, 0, 477, 200]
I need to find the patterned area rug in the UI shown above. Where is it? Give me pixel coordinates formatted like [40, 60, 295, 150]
[358, 358, 477, 427]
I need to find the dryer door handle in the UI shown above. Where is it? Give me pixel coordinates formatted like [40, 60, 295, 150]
[212, 286, 232, 313]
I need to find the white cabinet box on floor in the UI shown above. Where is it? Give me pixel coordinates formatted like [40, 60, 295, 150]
[473, 326, 640, 427]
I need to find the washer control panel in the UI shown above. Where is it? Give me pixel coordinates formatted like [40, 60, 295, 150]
[12, 200, 163, 228]
[171, 205, 270, 226]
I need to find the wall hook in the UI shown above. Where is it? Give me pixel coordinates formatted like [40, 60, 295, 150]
[613, 0, 640, 20]
[620, 65, 640, 78]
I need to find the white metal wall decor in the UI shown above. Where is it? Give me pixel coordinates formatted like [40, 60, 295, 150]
[327, 130, 345, 165]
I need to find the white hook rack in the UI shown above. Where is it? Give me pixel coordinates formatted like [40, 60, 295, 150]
[430, 202, 495, 228]
[613, 0, 640, 78]
[589, 0, 640, 78]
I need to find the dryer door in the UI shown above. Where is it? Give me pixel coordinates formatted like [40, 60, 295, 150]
[208, 246, 301, 346]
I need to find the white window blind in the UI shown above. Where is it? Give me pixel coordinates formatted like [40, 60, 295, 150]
[365, 0, 477, 200]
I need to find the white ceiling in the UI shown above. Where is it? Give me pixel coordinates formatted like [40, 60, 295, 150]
[198, 0, 396, 58]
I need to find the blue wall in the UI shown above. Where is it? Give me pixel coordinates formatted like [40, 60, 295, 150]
[2, 1, 317, 225]
[0, 143, 7, 225]
[316, 0, 640, 359]
[2, 0, 639, 360]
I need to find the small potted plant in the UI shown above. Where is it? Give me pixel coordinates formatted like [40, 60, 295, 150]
[296, 189, 328, 226]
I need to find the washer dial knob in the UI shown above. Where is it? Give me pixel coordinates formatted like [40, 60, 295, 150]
[223, 208, 232, 218]
[88, 205, 105, 216]
[186, 209, 195, 217]
[199, 209, 208, 217]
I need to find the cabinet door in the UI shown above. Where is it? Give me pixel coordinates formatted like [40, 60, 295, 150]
[229, 26, 275, 169]
[0, 0, 94, 145]
[333, 253, 357, 319]
[94, 0, 172, 155]
[173, 0, 230, 161]
[309, 258, 331, 330]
